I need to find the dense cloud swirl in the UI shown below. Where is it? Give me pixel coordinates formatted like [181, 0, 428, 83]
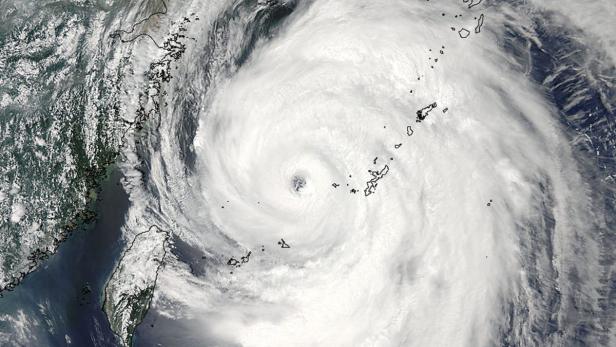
[1, 0, 615, 345]
[110, 0, 616, 346]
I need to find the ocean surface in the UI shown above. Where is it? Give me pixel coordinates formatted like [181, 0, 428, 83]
[0, 170, 127, 346]
[0, 0, 615, 346]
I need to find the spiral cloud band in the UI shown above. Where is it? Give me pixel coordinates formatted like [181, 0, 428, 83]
[103, 0, 616, 345]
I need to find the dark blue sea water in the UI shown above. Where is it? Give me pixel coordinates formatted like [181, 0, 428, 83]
[0, 170, 127, 346]
[499, 13, 616, 345]
[0, 1, 614, 346]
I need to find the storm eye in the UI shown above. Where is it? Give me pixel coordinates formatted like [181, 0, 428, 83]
[292, 175, 306, 193]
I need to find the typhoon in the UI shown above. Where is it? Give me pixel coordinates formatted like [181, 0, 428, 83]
[0, 0, 615, 346]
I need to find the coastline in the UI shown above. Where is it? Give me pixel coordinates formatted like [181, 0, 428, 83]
[0, 168, 128, 346]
